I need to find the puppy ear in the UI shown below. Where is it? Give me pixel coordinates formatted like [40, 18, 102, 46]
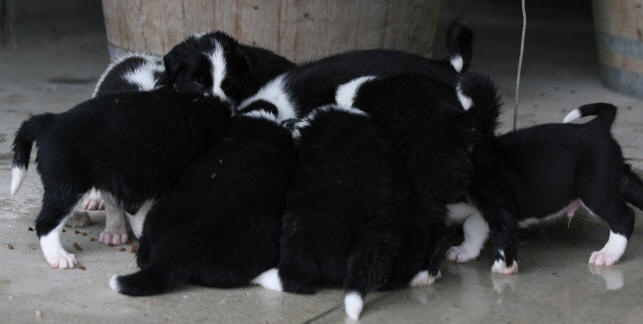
[234, 43, 255, 73]
[163, 51, 181, 85]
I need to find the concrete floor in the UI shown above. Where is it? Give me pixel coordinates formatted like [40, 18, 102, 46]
[1, 16, 643, 324]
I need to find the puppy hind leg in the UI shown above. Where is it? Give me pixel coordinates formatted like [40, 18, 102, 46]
[37, 190, 83, 269]
[587, 203, 634, 266]
[485, 209, 519, 274]
[447, 211, 489, 263]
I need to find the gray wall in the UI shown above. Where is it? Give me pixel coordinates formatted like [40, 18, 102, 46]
[1, 0, 104, 47]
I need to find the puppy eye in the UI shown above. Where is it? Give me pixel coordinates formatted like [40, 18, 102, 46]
[220, 80, 238, 94]
[193, 76, 207, 87]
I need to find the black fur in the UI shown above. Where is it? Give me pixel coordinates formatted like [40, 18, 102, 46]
[164, 31, 295, 103]
[11, 91, 231, 265]
[349, 72, 501, 272]
[277, 106, 437, 302]
[113, 111, 295, 296]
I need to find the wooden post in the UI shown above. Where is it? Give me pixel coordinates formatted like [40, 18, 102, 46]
[101, 0, 441, 62]
[592, 0, 643, 97]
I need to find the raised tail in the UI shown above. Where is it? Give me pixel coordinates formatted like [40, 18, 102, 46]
[562, 103, 617, 132]
[110, 263, 189, 296]
[623, 164, 643, 211]
[456, 72, 501, 136]
[10, 114, 51, 196]
[446, 19, 474, 73]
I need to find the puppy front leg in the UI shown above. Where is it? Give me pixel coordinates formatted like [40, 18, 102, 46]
[100, 202, 128, 245]
[447, 211, 489, 263]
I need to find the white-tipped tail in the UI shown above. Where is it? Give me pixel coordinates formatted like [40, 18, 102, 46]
[335, 76, 376, 108]
[10, 167, 26, 197]
[562, 108, 582, 123]
[456, 85, 473, 111]
[109, 275, 121, 292]
[450, 55, 464, 73]
[344, 291, 364, 320]
[251, 268, 283, 291]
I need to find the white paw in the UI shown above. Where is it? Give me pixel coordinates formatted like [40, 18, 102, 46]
[46, 250, 77, 269]
[491, 259, 518, 275]
[446, 245, 478, 263]
[344, 291, 363, 320]
[409, 270, 441, 287]
[589, 251, 620, 266]
[251, 268, 283, 291]
[66, 212, 92, 228]
[99, 229, 129, 245]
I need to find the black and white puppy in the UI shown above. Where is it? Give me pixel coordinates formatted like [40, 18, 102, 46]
[237, 20, 473, 119]
[447, 103, 643, 273]
[93, 53, 166, 98]
[164, 31, 295, 103]
[70, 53, 168, 245]
[110, 104, 296, 296]
[253, 104, 441, 320]
[10, 91, 231, 269]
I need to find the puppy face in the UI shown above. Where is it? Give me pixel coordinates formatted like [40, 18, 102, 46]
[164, 32, 256, 104]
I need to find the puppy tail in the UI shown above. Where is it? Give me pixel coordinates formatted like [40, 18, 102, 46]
[10, 114, 51, 196]
[110, 264, 188, 296]
[456, 72, 501, 135]
[446, 19, 474, 73]
[562, 103, 617, 131]
[623, 164, 643, 212]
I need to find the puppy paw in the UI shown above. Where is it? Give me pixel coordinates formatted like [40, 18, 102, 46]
[344, 291, 363, 320]
[46, 250, 77, 269]
[99, 229, 129, 245]
[446, 246, 478, 263]
[82, 198, 105, 211]
[66, 212, 92, 228]
[409, 270, 441, 287]
[491, 259, 518, 275]
[589, 251, 620, 266]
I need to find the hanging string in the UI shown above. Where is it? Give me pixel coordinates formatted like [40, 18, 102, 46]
[513, 0, 527, 131]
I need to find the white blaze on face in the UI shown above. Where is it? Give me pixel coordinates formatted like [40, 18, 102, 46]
[208, 41, 230, 102]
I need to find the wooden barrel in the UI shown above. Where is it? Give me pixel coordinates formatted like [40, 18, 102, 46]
[592, 0, 643, 97]
[101, 0, 441, 62]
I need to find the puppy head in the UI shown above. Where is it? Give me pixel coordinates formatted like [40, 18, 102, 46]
[164, 31, 258, 104]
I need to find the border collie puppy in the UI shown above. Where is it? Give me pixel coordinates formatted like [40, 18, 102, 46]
[446, 103, 643, 273]
[327, 73, 500, 277]
[93, 53, 166, 98]
[10, 91, 230, 269]
[110, 105, 296, 296]
[164, 31, 295, 104]
[253, 104, 442, 320]
[69, 53, 168, 245]
[237, 19, 473, 119]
